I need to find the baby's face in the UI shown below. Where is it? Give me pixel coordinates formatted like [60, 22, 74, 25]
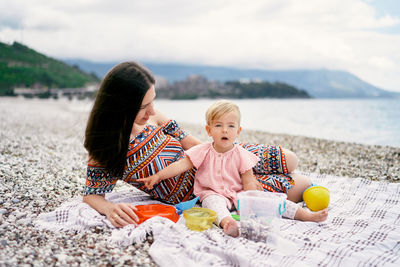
[206, 111, 242, 153]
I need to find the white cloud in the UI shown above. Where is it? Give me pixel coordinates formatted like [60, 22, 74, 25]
[0, 0, 399, 91]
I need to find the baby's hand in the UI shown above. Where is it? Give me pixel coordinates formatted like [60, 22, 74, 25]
[243, 181, 263, 191]
[137, 175, 160, 189]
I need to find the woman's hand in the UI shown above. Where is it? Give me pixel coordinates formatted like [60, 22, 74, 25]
[105, 202, 140, 228]
[83, 194, 139, 228]
[137, 174, 161, 189]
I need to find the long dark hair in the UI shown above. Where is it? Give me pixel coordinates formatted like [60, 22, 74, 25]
[84, 61, 155, 177]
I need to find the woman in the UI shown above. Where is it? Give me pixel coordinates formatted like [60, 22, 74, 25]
[83, 61, 313, 228]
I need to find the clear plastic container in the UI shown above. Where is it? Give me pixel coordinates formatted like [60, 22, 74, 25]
[238, 190, 287, 242]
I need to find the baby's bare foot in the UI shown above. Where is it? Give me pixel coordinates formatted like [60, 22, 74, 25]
[295, 207, 329, 222]
[223, 219, 239, 237]
[310, 208, 328, 222]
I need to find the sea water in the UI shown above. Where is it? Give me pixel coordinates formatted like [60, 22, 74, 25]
[154, 98, 400, 147]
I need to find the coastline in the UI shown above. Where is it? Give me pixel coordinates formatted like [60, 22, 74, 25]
[0, 98, 399, 266]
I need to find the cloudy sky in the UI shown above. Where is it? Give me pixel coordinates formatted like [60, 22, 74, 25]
[1, 0, 399, 92]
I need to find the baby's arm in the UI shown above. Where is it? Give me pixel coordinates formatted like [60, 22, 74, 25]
[137, 157, 194, 189]
[241, 169, 263, 191]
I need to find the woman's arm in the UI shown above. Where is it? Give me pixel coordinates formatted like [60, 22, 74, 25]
[150, 110, 203, 150]
[83, 194, 139, 228]
[179, 135, 203, 150]
[241, 169, 263, 191]
[137, 157, 194, 189]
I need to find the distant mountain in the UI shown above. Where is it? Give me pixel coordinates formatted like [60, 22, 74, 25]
[63, 59, 399, 98]
[156, 76, 310, 99]
[0, 42, 99, 96]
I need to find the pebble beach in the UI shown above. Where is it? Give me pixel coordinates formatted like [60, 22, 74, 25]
[0, 97, 399, 266]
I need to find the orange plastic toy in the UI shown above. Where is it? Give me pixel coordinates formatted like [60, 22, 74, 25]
[135, 204, 179, 224]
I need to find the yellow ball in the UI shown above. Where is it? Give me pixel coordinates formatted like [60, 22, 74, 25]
[303, 185, 330, 211]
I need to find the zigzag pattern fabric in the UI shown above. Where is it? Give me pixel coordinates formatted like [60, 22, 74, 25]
[84, 122, 294, 203]
[84, 125, 195, 204]
[239, 143, 294, 193]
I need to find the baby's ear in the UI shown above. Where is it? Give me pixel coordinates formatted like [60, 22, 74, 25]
[205, 124, 212, 136]
[237, 126, 242, 135]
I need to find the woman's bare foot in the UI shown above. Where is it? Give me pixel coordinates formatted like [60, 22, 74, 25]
[295, 207, 328, 222]
[220, 217, 239, 237]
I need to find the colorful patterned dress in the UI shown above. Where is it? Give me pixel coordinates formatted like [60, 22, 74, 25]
[83, 120, 294, 204]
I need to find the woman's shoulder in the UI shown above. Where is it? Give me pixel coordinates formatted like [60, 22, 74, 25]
[142, 124, 158, 133]
[130, 124, 159, 142]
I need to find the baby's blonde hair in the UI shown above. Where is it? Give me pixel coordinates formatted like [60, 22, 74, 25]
[205, 100, 241, 125]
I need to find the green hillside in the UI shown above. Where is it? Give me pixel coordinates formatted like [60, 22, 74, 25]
[0, 41, 99, 96]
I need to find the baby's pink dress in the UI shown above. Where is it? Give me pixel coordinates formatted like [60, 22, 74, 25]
[185, 143, 259, 209]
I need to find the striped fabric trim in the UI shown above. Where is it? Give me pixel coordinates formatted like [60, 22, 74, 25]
[83, 165, 118, 196]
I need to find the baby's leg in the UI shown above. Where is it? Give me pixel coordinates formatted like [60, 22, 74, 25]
[283, 199, 328, 222]
[286, 173, 312, 203]
[202, 194, 239, 237]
